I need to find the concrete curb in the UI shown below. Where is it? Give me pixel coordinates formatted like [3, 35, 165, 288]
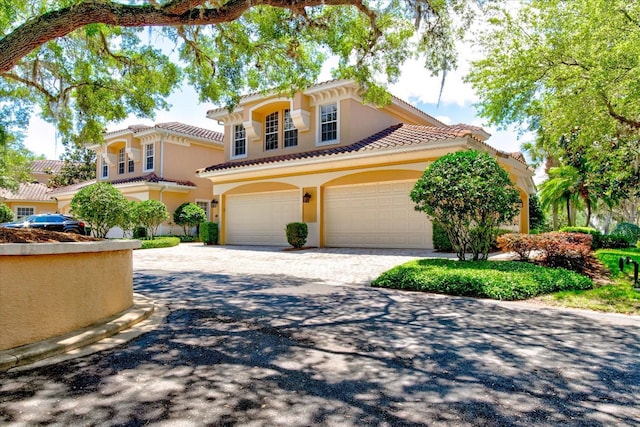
[0, 293, 155, 371]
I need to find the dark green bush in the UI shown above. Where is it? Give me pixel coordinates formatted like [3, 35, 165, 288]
[559, 226, 602, 249]
[610, 223, 640, 246]
[199, 221, 219, 245]
[432, 222, 453, 251]
[139, 236, 180, 249]
[133, 226, 147, 239]
[371, 259, 593, 301]
[601, 234, 631, 249]
[286, 222, 308, 248]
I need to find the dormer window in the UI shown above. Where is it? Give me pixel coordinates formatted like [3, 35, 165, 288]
[233, 124, 247, 158]
[265, 112, 279, 151]
[319, 103, 338, 145]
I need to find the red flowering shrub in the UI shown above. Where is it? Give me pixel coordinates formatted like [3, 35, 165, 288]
[496, 232, 605, 278]
[497, 233, 536, 261]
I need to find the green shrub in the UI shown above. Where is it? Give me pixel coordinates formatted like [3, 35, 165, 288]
[199, 221, 218, 245]
[139, 236, 180, 249]
[601, 234, 631, 249]
[559, 226, 602, 249]
[371, 259, 593, 301]
[610, 223, 640, 246]
[286, 222, 308, 248]
[133, 226, 147, 239]
[178, 235, 196, 242]
[0, 203, 13, 223]
[432, 222, 453, 251]
[173, 202, 206, 236]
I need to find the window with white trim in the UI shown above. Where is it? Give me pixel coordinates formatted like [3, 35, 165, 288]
[196, 200, 210, 221]
[128, 155, 135, 173]
[144, 143, 154, 171]
[118, 148, 126, 175]
[16, 207, 34, 218]
[283, 109, 298, 148]
[101, 156, 108, 179]
[233, 124, 247, 158]
[319, 103, 338, 143]
[265, 111, 279, 151]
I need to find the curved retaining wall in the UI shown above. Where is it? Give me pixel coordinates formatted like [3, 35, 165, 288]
[0, 240, 141, 351]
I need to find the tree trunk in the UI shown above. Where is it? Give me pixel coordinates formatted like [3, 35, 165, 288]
[552, 203, 559, 230]
[566, 199, 572, 227]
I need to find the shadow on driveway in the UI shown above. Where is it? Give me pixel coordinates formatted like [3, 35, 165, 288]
[1, 268, 639, 426]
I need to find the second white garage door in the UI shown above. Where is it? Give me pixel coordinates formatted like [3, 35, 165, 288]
[226, 190, 300, 245]
[324, 181, 432, 248]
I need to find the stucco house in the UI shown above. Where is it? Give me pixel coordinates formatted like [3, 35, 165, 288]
[0, 160, 62, 218]
[51, 122, 224, 236]
[197, 80, 536, 248]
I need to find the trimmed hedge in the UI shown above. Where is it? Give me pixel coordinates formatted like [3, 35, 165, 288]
[199, 221, 219, 245]
[559, 226, 602, 249]
[286, 222, 308, 248]
[611, 222, 640, 245]
[139, 236, 180, 249]
[371, 259, 593, 301]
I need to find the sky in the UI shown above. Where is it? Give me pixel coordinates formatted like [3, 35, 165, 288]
[22, 23, 535, 165]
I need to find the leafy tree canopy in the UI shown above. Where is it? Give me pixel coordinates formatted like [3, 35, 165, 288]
[411, 150, 520, 261]
[0, 132, 43, 190]
[466, 0, 640, 202]
[70, 181, 129, 237]
[1, 0, 488, 148]
[173, 201, 206, 235]
[47, 145, 96, 188]
[134, 199, 169, 239]
[0, 202, 13, 222]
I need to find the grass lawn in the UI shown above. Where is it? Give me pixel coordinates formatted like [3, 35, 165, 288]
[535, 248, 640, 315]
[372, 248, 640, 314]
[371, 258, 592, 301]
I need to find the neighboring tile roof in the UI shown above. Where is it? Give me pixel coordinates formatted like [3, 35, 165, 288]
[109, 173, 196, 187]
[199, 123, 479, 173]
[50, 173, 196, 195]
[30, 159, 65, 175]
[0, 182, 55, 201]
[105, 122, 224, 143]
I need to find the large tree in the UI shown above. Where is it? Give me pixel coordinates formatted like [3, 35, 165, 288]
[1, 0, 486, 147]
[466, 0, 640, 213]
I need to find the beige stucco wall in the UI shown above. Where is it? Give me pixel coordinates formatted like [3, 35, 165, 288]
[3, 200, 59, 217]
[0, 241, 139, 351]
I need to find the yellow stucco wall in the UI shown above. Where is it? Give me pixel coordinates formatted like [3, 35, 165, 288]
[0, 244, 135, 351]
[3, 201, 59, 217]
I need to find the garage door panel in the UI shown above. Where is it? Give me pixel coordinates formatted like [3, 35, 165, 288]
[226, 191, 299, 246]
[324, 181, 432, 249]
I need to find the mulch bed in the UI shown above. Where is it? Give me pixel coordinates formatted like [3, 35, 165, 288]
[0, 228, 101, 243]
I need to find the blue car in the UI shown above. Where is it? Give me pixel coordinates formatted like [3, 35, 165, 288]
[1, 213, 86, 235]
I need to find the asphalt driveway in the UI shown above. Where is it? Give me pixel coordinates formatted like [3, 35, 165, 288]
[1, 244, 639, 426]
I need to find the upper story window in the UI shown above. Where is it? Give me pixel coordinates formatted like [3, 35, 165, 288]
[100, 156, 108, 179]
[144, 143, 154, 171]
[265, 112, 279, 151]
[128, 155, 134, 173]
[118, 148, 126, 175]
[319, 103, 338, 144]
[283, 109, 298, 148]
[233, 124, 247, 158]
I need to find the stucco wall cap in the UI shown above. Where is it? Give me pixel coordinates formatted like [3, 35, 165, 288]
[0, 240, 141, 256]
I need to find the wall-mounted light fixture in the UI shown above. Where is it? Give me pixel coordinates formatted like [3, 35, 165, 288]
[211, 198, 219, 208]
[302, 192, 312, 204]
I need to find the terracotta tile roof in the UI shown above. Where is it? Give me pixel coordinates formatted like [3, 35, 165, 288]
[199, 123, 477, 173]
[109, 173, 196, 187]
[105, 122, 223, 143]
[0, 182, 55, 201]
[50, 173, 196, 195]
[30, 159, 65, 174]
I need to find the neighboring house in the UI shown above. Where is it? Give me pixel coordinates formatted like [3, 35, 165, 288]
[198, 80, 536, 248]
[51, 122, 224, 236]
[0, 160, 63, 218]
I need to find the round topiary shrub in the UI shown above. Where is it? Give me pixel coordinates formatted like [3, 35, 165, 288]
[0, 202, 13, 223]
[611, 222, 640, 246]
[286, 222, 308, 248]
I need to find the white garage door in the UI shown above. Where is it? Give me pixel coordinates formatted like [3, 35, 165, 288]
[226, 190, 300, 245]
[324, 181, 432, 248]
